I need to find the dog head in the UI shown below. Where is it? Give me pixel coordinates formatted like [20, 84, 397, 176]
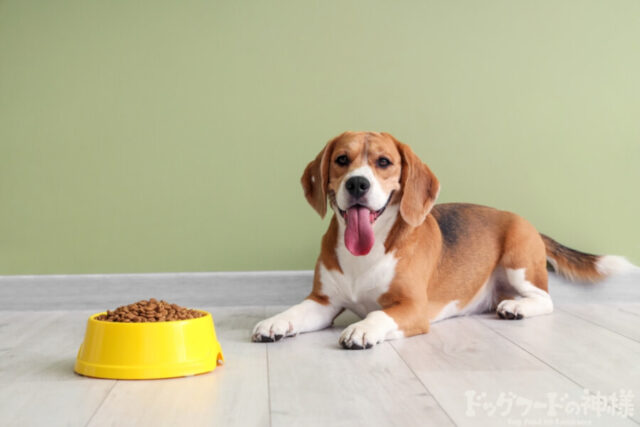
[301, 131, 440, 256]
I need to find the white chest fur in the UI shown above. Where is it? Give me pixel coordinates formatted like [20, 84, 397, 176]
[318, 205, 399, 318]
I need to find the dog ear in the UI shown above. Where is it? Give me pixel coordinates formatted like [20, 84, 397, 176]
[395, 140, 440, 227]
[301, 136, 339, 217]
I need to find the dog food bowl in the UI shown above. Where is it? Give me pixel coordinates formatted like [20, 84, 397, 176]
[74, 311, 223, 379]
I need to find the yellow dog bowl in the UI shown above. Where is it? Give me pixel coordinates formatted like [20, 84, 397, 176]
[74, 311, 223, 379]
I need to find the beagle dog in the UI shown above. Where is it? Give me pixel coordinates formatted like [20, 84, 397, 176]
[252, 131, 633, 349]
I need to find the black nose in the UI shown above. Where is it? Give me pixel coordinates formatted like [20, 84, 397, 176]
[345, 176, 370, 198]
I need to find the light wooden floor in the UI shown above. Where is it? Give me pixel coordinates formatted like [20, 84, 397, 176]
[1, 273, 639, 427]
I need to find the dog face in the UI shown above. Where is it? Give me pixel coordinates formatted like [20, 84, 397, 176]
[302, 132, 440, 256]
[330, 132, 402, 217]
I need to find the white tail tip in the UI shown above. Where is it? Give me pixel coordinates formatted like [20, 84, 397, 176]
[595, 255, 637, 276]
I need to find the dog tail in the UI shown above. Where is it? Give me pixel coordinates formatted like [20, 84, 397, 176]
[540, 234, 636, 282]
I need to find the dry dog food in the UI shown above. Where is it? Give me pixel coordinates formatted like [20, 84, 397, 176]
[96, 299, 205, 322]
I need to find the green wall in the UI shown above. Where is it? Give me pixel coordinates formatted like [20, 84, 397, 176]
[1, 1, 639, 275]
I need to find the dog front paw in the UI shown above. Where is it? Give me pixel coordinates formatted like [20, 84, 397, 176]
[251, 317, 296, 342]
[496, 299, 524, 319]
[338, 320, 386, 350]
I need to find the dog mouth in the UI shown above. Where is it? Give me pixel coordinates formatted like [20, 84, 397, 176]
[338, 203, 388, 225]
[337, 191, 394, 224]
[337, 192, 393, 256]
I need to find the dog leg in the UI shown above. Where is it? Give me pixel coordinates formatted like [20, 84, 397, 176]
[496, 220, 553, 320]
[496, 267, 553, 319]
[252, 299, 342, 342]
[338, 311, 402, 349]
[338, 304, 428, 350]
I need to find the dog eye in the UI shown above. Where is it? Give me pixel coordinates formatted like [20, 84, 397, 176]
[335, 155, 349, 166]
[377, 157, 391, 168]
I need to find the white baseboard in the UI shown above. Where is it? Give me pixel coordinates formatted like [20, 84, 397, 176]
[0, 269, 638, 310]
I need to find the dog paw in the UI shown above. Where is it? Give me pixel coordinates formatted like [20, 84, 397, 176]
[338, 320, 386, 350]
[251, 317, 296, 342]
[497, 299, 524, 320]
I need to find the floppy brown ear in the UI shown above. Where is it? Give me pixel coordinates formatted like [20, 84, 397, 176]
[396, 141, 440, 227]
[301, 136, 338, 217]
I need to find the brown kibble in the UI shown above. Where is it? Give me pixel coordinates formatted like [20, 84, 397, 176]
[96, 299, 204, 323]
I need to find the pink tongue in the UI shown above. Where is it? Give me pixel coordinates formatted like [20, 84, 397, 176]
[345, 206, 375, 256]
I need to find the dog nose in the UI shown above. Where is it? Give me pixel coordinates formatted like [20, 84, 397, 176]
[345, 176, 370, 198]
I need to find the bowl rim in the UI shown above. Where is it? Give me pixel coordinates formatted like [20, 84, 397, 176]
[89, 309, 212, 325]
